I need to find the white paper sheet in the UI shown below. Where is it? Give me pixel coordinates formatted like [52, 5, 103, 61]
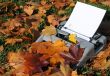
[61, 2, 106, 41]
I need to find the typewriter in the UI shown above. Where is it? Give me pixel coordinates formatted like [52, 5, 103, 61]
[36, 2, 107, 67]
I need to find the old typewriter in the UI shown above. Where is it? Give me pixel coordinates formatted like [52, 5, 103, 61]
[36, 2, 107, 67]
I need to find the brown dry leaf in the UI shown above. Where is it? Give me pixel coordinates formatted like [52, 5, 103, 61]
[54, 1, 66, 9]
[42, 25, 56, 35]
[60, 63, 72, 76]
[5, 38, 23, 45]
[47, 15, 59, 26]
[24, 5, 34, 16]
[8, 52, 43, 75]
[101, 1, 110, 7]
[71, 70, 78, 76]
[30, 41, 53, 54]
[0, 46, 4, 52]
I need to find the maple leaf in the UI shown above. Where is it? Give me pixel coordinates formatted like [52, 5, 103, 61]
[69, 44, 84, 60]
[42, 25, 56, 35]
[8, 52, 49, 75]
[53, 40, 69, 52]
[30, 40, 69, 65]
[5, 38, 23, 45]
[30, 41, 53, 54]
[24, 5, 35, 16]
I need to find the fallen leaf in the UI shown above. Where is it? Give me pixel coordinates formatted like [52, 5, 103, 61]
[47, 15, 59, 26]
[24, 5, 34, 16]
[38, 7, 46, 16]
[60, 63, 72, 76]
[101, 1, 110, 7]
[53, 1, 66, 9]
[47, 15, 55, 24]
[5, 38, 23, 45]
[42, 25, 56, 35]
[41, 0, 46, 5]
[0, 67, 4, 75]
[8, 52, 49, 75]
[92, 47, 110, 69]
[69, 34, 77, 44]
[71, 70, 78, 76]
[0, 46, 4, 52]
[69, 44, 84, 60]
[50, 53, 64, 65]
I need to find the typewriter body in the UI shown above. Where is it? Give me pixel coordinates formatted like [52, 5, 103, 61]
[36, 2, 107, 67]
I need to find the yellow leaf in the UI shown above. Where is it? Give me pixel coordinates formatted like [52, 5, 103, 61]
[24, 5, 34, 16]
[42, 25, 56, 35]
[69, 34, 77, 44]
